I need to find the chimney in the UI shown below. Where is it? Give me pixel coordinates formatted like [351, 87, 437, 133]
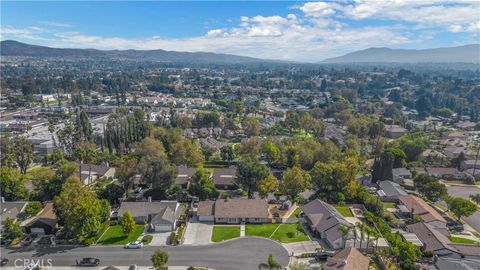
[148, 196, 152, 202]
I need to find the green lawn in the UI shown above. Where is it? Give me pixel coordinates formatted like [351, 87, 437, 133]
[211, 226, 240, 242]
[271, 224, 309, 243]
[449, 236, 479, 244]
[246, 223, 309, 243]
[97, 225, 144, 245]
[292, 207, 302, 218]
[382, 202, 397, 211]
[334, 206, 353, 217]
[246, 223, 280, 238]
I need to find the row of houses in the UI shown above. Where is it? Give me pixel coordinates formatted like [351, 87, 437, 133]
[176, 167, 237, 190]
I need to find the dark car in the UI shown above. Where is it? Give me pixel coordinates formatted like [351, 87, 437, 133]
[315, 251, 336, 261]
[1, 258, 9, 266]
[21, 234, 37, 247]
[76, 257, 100, 266]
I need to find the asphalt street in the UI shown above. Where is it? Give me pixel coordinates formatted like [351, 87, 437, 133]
[0, 237, 290, 270]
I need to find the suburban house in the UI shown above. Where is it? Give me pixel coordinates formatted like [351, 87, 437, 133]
[117, 201, 182, 232]
[460, 160, 480, 171]
[377, 180, 407, 201]
[22, 202, 58, 235]
[302, 199, 353, 249]
[0, 201, 28, 230]
[324, 247, 370, 270]
[415, 167, 464, 180]
[392, 168, 412, 183]
[176, 167, 196, 188]
[385, 125, 408, 139]
[196, 198, 270, 224]
[80, 163, 116, 185]
[407, 222, 480, 258]
[398, 195, 447, 228]
[212, 167, 237, 190]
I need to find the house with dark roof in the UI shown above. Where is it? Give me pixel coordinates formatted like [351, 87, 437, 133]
[0, 201, 28, 231]
[80, 163, 116, 185]
[386, 125, 408, 139]
[399, 195, 447, 228]
[324, 247, 370, 270]
[196, 198, 270, 224]
[117, 201, 182, 232]
[407, 222, 480, 258]
[212, 167, 237, 190]
[302, 199, 353, 249]
[377, 180, 407, 202]
[175, 167, 196, 188]
[22, 202, 58, 235]
[392, 168, 412, 183]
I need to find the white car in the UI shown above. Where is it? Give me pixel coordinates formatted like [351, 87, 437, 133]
[124, 241, 143, 249]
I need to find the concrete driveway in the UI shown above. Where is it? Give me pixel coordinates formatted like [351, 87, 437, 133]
[283, 240, 322, 256]
[149, 232, 170, 246]
[183, 220, 213, 245]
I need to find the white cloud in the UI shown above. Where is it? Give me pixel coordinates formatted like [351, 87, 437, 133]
[1, 1, 478, 62]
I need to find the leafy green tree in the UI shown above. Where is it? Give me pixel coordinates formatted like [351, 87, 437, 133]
[284, 110, 300, 135]
[258, 254, 281, 270]
[170, 139, 204, 167]
[258, 174, 278, 196]
[24, 201, 43, 217]
[122, 211, 136, 234]
[310, 157, 359, 199]
[262, 141, 281, 166]
[98, 183, 125, 205]
[413, 174, 447, 202]
[299, 112, 315, 133]
[189, 167, 218, 200]
[116, 158, 138, 191]
[0, 167, 28, 201]
[447, 197, 477, 221]
[220, 145, 236, 161]
[243, 116, 261, 137]
[76, 109, 93, 142]
[53, 176, 107, 241]
[280, 166, 311, 199]
[138, 155, 176, 198]
[12, 136, 34, 174]
[136, 137, 166, 158]
[470, 194, 480, 205]
[151, 250, 169, 270]
[236, 157, 269, 198]
[3, 218, 24, 240]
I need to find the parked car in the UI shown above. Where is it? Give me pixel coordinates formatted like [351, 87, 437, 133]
[1, 258, 8, 266]
[21, 234, 37, 247]
[76, 257, 100, 266]
[129, 265, 138, 270]
[315, 251, 336, 261]
[124, 241, 143, 249]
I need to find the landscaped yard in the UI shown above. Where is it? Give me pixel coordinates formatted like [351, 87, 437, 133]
[449, 236, 479, 244]
[246, 223, 309, 243]
[97, 225, 144, 245]
[382, 202, 397, 211]
[334, 206, 353, 217]
[211, 226, 240, 242]
[291, 207, 302, 218]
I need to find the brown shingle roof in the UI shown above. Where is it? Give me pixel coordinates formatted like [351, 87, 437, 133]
[197, 200, 215, 216]
[212, 167, 237, 186]
[399, 195, 446, 223]
[324, 247, 370, 270]
[214, 198, 269, 219]
[176, 167, 196, 185]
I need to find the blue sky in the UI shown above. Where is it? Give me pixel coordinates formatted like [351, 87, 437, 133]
[1, 1, 479, 62]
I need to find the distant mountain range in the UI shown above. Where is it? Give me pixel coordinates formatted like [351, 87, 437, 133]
[2, 40, 479, 64]
[0, 40, 273, 64]
[322, 45, 480, 64]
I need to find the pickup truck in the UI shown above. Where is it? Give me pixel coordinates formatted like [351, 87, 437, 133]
[76, 257, 100, 266]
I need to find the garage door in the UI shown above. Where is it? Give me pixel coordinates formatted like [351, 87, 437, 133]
[199, 215, 214, 222]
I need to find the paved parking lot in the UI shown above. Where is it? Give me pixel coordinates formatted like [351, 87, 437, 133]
[183, 220, 213, 245]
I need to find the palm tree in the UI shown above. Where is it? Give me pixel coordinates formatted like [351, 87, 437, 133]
[372, 230, 380, 253]
[338, 224, 351, 248]
[356, 222, 365, 251]
[259, 254, 281, 270]
[364, 225, 372, 253]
